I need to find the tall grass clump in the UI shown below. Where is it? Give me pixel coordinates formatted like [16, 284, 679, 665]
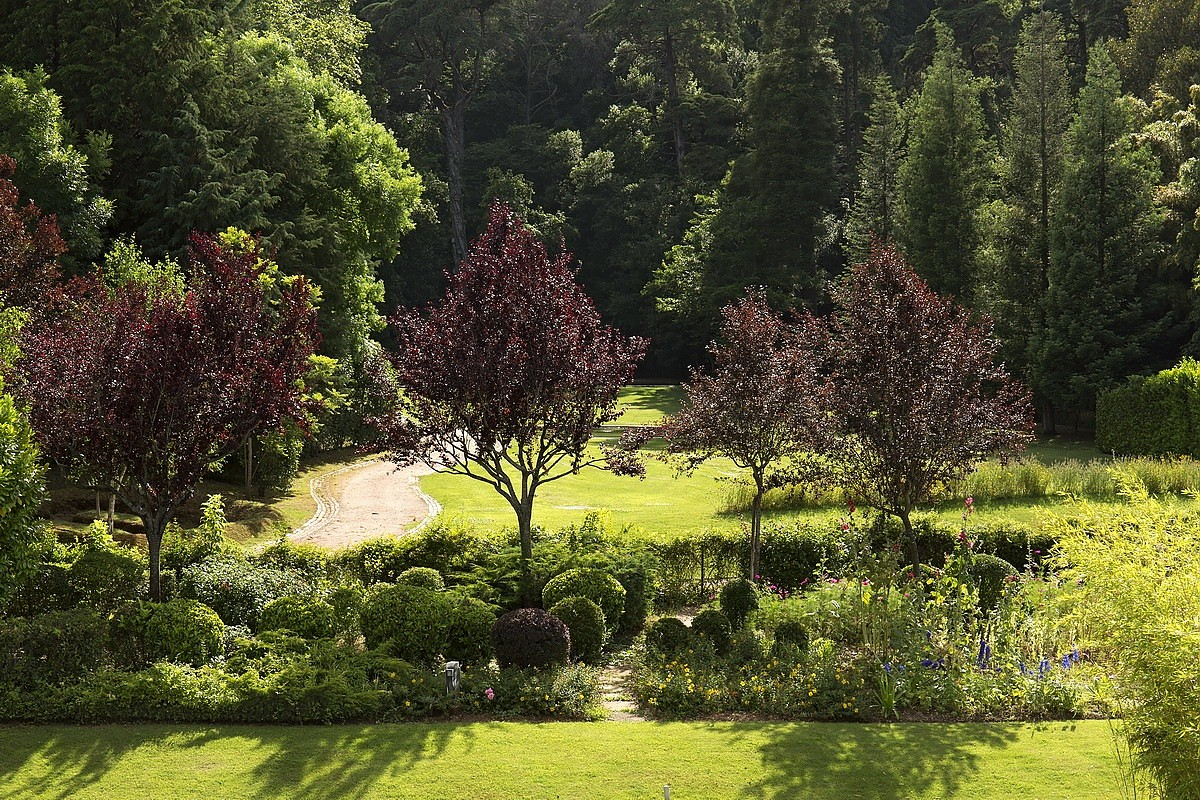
[1054, 497, 1200, 799]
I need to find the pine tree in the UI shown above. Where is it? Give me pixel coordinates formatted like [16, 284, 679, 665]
[989, 11, 1071, 407]
[846, 77, 905, 262]
[898, 22, 994, 301]
[1035, 43, 1166, 423]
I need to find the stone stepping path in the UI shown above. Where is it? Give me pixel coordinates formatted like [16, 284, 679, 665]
[599, 664, 645, 722]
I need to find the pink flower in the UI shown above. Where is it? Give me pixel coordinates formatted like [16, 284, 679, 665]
[485, 688, 495, 701]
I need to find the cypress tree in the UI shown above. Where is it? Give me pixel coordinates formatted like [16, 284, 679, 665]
[846, 77, 905, 262]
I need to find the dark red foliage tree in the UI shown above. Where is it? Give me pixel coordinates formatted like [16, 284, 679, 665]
[14, 233, 319, 600]
[826, 243, 1034, 567]
[0, 154, 65, 309]
[660, 289, 829, 581]
[373, 204, 647, 594]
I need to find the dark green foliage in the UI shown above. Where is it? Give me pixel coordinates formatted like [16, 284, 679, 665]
[726, 628, 767, 667]
[7, 561, 73, 617]
[846, 78, 905, 261]
[967, 554, 1018, 611]
[335, 523, 486, 585]
[0, 378, 45, 612]
[142, 599, 225, 667]
[773, 620, 810, 652]
[614, 568, 653, 633]
[178, 555, 309, 629]
[328, 584, 365, 638]
[0, 609, 106, 690]
[644, 617, 694, 657]
[541, 568, 626, 632]
[359, 584, 452, 665]
[651, 532, 743, 607]
[444, 594, 496, 668]
[718, 578, 759, 630]
[259, 596, 335, 640]
[490, 608, 570, 669]
[548, 597, 607, 663]
[756, 523, 837, 591]
[1096, 360, 1200, 456]
[253, 538, 331, 584]
[396, 566, 445, 591]
[67, 546, 146, 610]
[690, 609, 732, 655]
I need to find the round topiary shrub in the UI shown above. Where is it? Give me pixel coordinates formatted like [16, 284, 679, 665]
[690, 609, 732, 655]
[359, 583, 452, 664]
[616, 568, 653, 633]
[68, 547, 146, 609]
[548, 596, 607, 663]
[490, 607, 570, 668]
[727, 628, 766, 666]
[178, 554, 306, 628]
[445, 594, 497, 667]
[967, 554, 1018, 611]
[644, 616, 694, 657]
[719, 578, 759, 629]
[142, 599, 225, 666]
[773, 620, 810, 653]
[396, 566, 445, 591]
[259, 595, 335, 639]
[542, 568, 626, 632]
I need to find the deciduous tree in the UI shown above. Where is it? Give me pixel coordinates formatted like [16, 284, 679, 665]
[0, 155, 65, 309]
[15, 233, 319, 600]
[373, 204, 646, 596]
[659, 290, 828, 581]
[826, 243, 1033, 567]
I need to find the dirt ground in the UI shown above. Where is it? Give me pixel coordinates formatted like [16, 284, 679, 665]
[289, 458, 439, 549]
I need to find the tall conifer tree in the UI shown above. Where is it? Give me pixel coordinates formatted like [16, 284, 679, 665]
[846, 77, 905, 262]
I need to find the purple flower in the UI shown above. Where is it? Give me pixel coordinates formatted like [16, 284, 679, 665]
[485, 688, 495, 701]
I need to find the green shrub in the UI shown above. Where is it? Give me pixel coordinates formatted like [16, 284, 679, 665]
[328, 584, 365, 637]
[650, 532, 742, 607]
[1056, 501, 1200, 797]
[644, 617, 693, 657]
[490, 608, 570, 668]
[541, 568, 626, 632]
[614, 568, 653, 633]
[254, 538, 330, 583]
[68, 546, 146, 609]
[726, 628, 766, 667]
[336, 522, 486, 585]
[1096, 360, 1200, 457]
[178, 555, 308, 628]
[259, 596, 335, 639]
[397, 566, 445, 591]
[773, 620, 810, 652]
[445, 594, 497, 667]
[757, 522, 840, 590]
[719, 578, 759, 629]
[142, 599, 225, 666]
[690, 609, 732, 655]
[359, 583, 452, 664]
[0, 378, 45, 614]
[548, 596, 607, 663]
[0, 609, 106, 689]
[162, 496, 231, 572]
[967, 554, 1017, 611]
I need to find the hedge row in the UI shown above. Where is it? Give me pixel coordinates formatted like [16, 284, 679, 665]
[1097, 359, 1200, 457]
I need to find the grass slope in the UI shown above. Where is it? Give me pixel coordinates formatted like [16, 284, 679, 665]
[0, 721, 1120, 799]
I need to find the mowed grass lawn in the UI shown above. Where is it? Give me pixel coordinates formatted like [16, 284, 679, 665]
[0, 720, 1120, 799]
[420, 384, 1172, 539]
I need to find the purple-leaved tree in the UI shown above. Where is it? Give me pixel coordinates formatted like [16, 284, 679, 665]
[372, 204, 647, 598]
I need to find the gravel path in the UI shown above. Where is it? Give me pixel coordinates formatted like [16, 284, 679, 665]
[289, 458, 439, 549]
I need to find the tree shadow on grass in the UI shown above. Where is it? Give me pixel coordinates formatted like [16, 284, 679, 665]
[0, 722, 482, 800]
[717, 721, 1022, 799]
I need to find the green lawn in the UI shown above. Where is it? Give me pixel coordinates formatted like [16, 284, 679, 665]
[0, 720, 1121, 799]
[613, 383, 684, 426]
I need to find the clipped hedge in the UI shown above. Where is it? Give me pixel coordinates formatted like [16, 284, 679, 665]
[491, 608, 570, 668]
[445, 594, 497, 667]
[179, 555, 309, 629]
[1097, 360, 1200, 457]
[259, 596, 335, 639]
[541, 568, 625, 632]
[142, 599, 225, 666]
[548, 596, 607, 663]
[0, 609, 107, 690]
[360, 583, 452, 664]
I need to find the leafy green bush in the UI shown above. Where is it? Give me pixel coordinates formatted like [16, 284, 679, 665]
[359, 583, 452, 664]
[719, 578, 759, 629]
[68, 546, 146, 609]
[444, 594, 497, 668]
[614, 567, 653, 632]
[650, 532, 742, 607]
[548, 596, 607, 663]
[773, 620, 810, 653]
[142, 599, 225, 666]
[259, 595, 335, 639]
[397, 566, 445, 591]
[757, 522, 842, 590]
[254, 538, 331, 584]
[967, 554, 1017, 612]
[690, 609, 732, 655]
[328, 584, 364, 637]
[541, 568, 626, 632]
[1056, 500, 1200, 798]
[644, 617, 693, 657]
[0, 378, 45, 613]
[490, 608, 570, 668]
[336, 522, 487, 585]
[0, 609, 107, 689]
[178, 554, 308, 628]
[726, 628, 767, 667]
[162, 495, 231, 573]
[1096, 360, 1200, 457]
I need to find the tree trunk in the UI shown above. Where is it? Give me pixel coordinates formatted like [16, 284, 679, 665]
[144, 514, 167, 602]
[244, 437, 254, 493]
[748, 483, 764, 581]
[1041, 401, 1056, 435]
[107, 493, 116, 537]
[515, 498, 535, 606]
[899, 508, 920, 571]
[442, 103, 469, 265]
[663, 28, 686, 178]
